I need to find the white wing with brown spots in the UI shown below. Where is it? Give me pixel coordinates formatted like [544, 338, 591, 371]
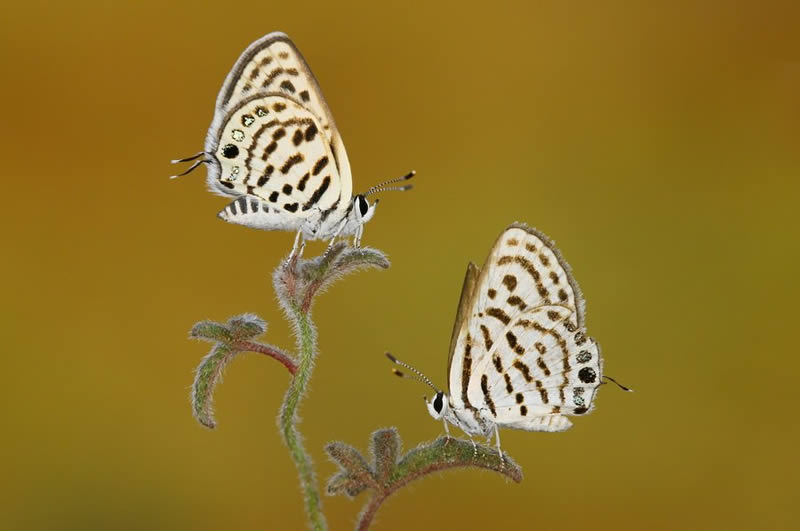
[203, 33, 352, 232]
[447, 224, 603, 435]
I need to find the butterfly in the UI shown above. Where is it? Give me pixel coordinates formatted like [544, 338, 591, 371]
[172, 32, 414, 255]
[387, 223, 629, 458]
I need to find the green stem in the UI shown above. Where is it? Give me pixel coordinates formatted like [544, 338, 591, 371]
[280, 305, 326, 531]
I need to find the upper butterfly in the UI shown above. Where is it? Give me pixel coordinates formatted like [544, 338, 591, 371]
[387, 223, 629, 458]
[172, 32, 414, 255]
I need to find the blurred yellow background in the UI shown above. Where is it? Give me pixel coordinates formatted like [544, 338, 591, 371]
[2, 1, 799, 529]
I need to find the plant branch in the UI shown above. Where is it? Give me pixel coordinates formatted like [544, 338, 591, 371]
[326, 428, 522, 531]
[279, 306, 325, 530]
[189, 314, 295, 428]
[188, 244, 389, 528]
[273, 244, 389, 530]
[234, 340, 297, 374]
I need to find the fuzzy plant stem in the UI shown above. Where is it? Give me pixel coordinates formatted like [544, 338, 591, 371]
[326, 429, 521, 531]
[357, 496, 386, 531]
[235, 340, 297, 374]
[280, 305, 325, 530]
[190, 245, 389, 529]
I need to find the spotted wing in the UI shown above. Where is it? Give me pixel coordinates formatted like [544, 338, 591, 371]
[447, 224, 603, 432]
[203, 32, 352, 221]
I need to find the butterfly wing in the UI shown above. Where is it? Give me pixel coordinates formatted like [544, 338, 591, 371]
[204, 33, 352, 223]
[448, 224, 602, 432]
[447, 261, 480, 376]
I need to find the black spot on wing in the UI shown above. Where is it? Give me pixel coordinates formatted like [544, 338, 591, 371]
[502, 275, 517, 291]
[261, 67, 285, 88]
[263, 141, 278, 159]
[481, 374, 496, 416]
[283, 202, 298, 213]
[492, 354, 503, 373]
[507, 296, 527, 310]
[280, 80, 296, 93]
[305, 123, 318, 142]
[302, 176, 331, 211]
[297, 173, 310, 191]
[486, 307, 511, 325]
[512, 360, 533, 382]
[256, 165, 274, 187]
[537, 357, 551, 377]
[461, 339, 474, 411]
[578, 367, 597, 383]
[505, 331, 518, 350]
[280, 154, 304, 174]
[222, 144, 239, 159]
[480, 324, 493, 351]
[312, 156, 329, 176]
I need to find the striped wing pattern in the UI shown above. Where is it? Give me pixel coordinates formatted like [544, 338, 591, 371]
[204, 33, 352, 222]
[448, 224, 602, 433]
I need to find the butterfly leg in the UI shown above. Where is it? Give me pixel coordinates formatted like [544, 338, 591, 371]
[442, 418, 451, 445]
[493, 424, 505, 468]
[286, 230, 305, 263]
[468, 436, 478, 459]
[323, 219, 348, 256]
[353, 223, 364, 248]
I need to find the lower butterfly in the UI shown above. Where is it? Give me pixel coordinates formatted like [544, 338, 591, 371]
[387, 223, 630, 459]
[172, 32, 414, 256]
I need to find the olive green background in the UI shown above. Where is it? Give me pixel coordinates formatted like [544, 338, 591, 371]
[2, 1, 798, 529]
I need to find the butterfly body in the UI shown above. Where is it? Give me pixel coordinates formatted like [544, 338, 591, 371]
[175, 32, 408, 251]
[391, 224, 605, 448]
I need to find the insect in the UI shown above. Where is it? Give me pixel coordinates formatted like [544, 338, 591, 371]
[387, 223, 630, 459]
[172, 32, 414, 256]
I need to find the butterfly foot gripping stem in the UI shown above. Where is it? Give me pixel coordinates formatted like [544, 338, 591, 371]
[493, 425, 505, 470]
[322, 239, 337, 260]
[353, 224, 365, 249]
[284, 231, 305, 267]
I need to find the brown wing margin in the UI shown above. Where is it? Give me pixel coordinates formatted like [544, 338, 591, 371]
[507, 221, 586, 327]
[446, 262, 480, 389]
[216, 32, 338, 132]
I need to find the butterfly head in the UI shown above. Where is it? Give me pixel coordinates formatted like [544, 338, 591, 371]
[353, 194, 377, 224]
[426, 391, 448, 420]
[386, 352, 447, 419]
[350, 170, 415, 228]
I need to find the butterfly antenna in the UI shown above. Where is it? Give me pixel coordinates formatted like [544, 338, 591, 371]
[364, 170, 416, 197]
[602, 375, 634, 392]
[385, 352, 439, 392]
[169, 159, 210, 179]
[171, 152, 207, 164]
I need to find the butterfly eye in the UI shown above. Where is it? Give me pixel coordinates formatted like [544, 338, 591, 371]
[357, 195, 369, 217]
[433, 392, 444, 414]
[221, 144, 239, 159]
